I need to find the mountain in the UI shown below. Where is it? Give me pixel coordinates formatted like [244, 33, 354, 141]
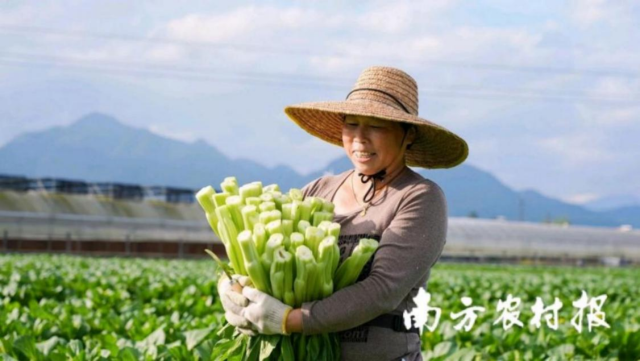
[583, 194, 640, 212]
[600, 206, 640, 227]
[0, 112, 307, 190]
[304, 157, 628, 227]
[0, 112, 636, 228]
[514, 189, 624, 227]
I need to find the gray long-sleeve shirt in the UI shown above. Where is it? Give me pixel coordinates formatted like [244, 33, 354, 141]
[299, 166, 448, 361]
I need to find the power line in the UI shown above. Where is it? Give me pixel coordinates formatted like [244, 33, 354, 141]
[0, 55, 636, 105]
[3, 50, 634, 99]
[0, 50, 347, 86]
[1, 24, 638, 79]
[0, 52, 637, 104]
[0, 57, 346, 90]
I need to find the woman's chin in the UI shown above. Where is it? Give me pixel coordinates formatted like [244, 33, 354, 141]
[352, 162, 379, 174]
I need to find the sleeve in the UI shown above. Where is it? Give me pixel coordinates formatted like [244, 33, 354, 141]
[300, 176, 323, 199]
[299, 181, 448, 335]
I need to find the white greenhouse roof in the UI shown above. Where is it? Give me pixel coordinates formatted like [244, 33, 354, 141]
[445, 217, 640, 261]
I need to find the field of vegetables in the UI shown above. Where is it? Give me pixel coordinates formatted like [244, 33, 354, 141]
[1, 253, 638, 360]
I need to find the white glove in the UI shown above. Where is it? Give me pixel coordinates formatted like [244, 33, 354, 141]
[241, 286, 293, 335]
[217, 274, 257, 335]
[225, 311, 257, 336]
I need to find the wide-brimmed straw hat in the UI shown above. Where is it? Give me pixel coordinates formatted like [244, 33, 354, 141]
[284, 66, 469, 169]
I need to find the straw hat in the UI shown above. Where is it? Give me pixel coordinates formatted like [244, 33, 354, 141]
[284, 66, 469, 169]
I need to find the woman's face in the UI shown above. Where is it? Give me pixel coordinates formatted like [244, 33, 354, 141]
[342, 114, 414, 176]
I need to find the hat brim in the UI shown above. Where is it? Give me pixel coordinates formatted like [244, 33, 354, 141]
[284, 99, 469, 169]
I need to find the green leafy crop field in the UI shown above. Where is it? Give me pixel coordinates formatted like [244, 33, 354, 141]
[1, 254, 638, 360]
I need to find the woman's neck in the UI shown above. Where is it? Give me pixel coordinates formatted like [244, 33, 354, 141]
[352, 164, 407, 194]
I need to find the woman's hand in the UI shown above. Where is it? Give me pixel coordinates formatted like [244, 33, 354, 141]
[241, 286, 293, 335]
[217, 274, 258, 335]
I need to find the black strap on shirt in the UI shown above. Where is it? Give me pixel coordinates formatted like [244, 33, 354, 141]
[364, 313, 420, 335]
[358, 169, 386, 203]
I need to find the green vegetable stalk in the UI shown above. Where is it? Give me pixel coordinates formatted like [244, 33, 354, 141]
[270, 246, 295, 306]
[239, 181, 262, 204]
[327, 223, 341, 239]
[298, 200, 312, 223]
[316, 222, 341, 274]
[259, 193, 274, 203]
[261, 234, 284, 275]
[205, 212, 220, 238]
[283, 201, 301, 230]
[307, 197, 324, 218]
[317, 236, 337, 299]
[260, 210, 282, 225]
[263, 184, 280, 193]
[294, 246, 315, 307]
[312, 211, 334, 227]
[317, 221, 332, 233]
[221, 177, 239, 195]
[195, 186, 216, 213]
[198, 179, 352, 361]
[289, 188, 303, 201]
[290, 232, 305, 251]
[334, 238, 379, 290]
[305, 261, 318, 303]
[265, 219, 284, 238]
[241, 205, 259, 233]
[212, 193, 229, 209]
[225, 195, 246, 234]
[267, 190, 282, 199]
[252, 222, 267, 255]
[321, 201, 335, 213]
[304, 226, 326, 258]
[215, 219, 243, 276]
[245, 196, 261, 206]
[196, 186, 220, 239]
[297, 220, 311, 235]
[274, 194, 292, 212]
[281, 220, 293, 237]
[259, 201, 276, 212]
[215, 205, 247, 275]
[238, 230, 271, 293]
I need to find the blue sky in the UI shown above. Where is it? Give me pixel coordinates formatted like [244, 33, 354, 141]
[0, 0, 639, 205]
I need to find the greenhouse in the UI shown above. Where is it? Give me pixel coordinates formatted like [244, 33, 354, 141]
[1, 188, 638, 265]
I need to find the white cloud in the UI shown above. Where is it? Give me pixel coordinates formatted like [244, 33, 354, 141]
[362, 0, 456, 31]
[146, 44, 186, 62]
[66, 43, 142, 63]
[2, 1, 639, 203]
[562, 192, 600, 205]
[570, 0, 608, 25]
[536, 131, 615, 168]
[150, 6, 346, 68]
[569, 0, 638, 27]
[447, 27, 542, 59]
[152, 2, 460, 73]
[588, 77, 639, 98]
[0, 3, 63, 25]
[355, 2, 433, 34]
[307, 25, 543, 74]
[160, 6, 338, 43]
[576, 104, 640, 127]
[575, 78, 640, 127]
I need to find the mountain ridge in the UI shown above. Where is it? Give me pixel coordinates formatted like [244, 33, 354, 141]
[0, 112, 635, 228]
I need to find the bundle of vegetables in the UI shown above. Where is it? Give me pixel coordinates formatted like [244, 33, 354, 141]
[196, 177, 379, 361]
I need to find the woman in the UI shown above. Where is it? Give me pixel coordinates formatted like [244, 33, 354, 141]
[218, 66, 468, 360]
